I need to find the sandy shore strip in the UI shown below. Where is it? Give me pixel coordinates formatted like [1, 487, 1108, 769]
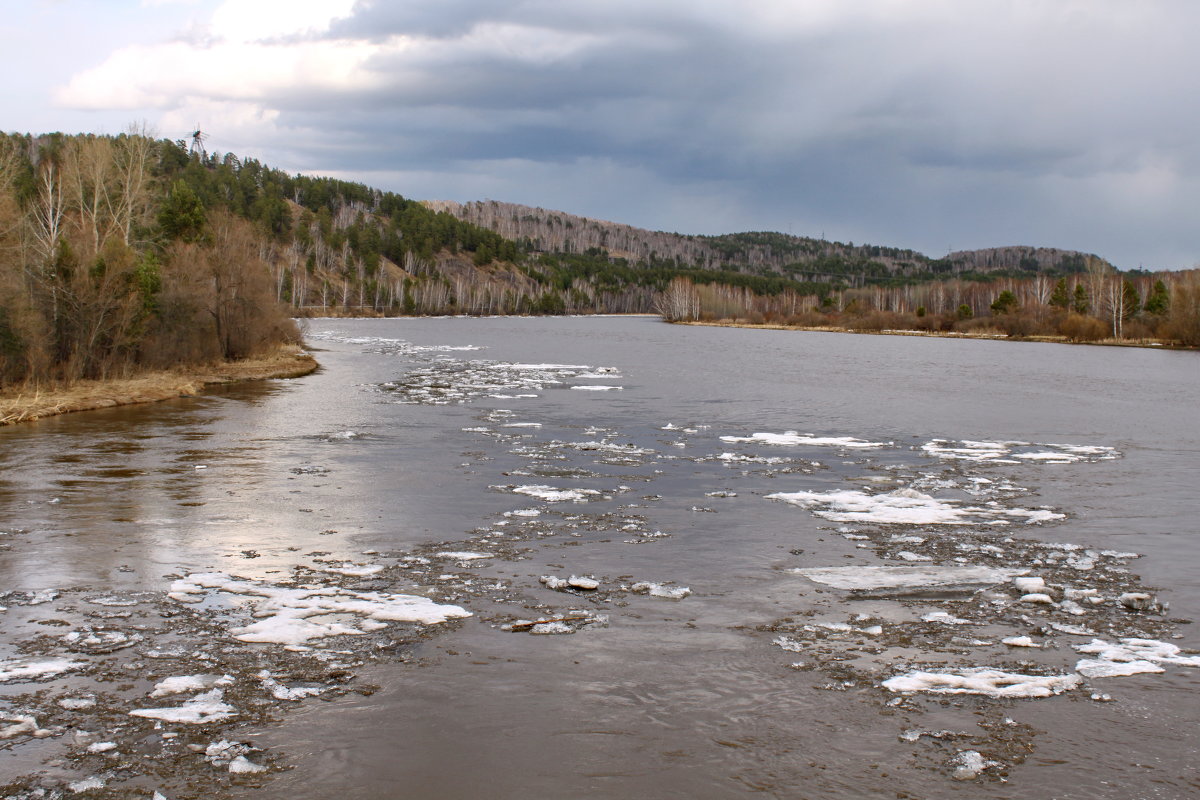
[0, 345, 318, 426]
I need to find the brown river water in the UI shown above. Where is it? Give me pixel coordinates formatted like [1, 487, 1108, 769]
[1, 316, 1198, 799]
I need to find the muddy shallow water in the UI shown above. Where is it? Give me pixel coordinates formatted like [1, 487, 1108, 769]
[1, 316, 1198, 799]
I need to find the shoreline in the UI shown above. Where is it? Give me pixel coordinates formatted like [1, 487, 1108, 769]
[0, 345, 318, 426]
[675, 319, 1190, 349]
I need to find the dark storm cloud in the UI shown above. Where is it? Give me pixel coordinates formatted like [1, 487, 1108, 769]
[56, 0, 1200, 266]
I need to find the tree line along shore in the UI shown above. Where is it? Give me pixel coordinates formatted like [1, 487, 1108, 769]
[1, 128, 1195, 425]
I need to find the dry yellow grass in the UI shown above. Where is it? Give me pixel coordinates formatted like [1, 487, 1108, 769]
[676, 319, 1183, 348]
[0, 345, 318, 426]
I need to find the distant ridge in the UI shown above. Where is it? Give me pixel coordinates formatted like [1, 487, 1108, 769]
[428, 199, 1112, 284]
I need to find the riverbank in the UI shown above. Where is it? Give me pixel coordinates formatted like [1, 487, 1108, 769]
[0, 345, 318, 426]
[675, 319, 1187, 349]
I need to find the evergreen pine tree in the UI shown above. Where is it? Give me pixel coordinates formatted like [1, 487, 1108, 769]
[1049, 277, 1070, 309]
[1072, 283, 1089, 315]
[1144, 279, 1170, 316]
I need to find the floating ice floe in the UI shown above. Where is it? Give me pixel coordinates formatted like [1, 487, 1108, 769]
[921, 439, 1119, 464]
[921, 611, 972, 625]
[766, 487, 1063, 525]
[435, 551, 492, 561]
[129, 688, 237, 724]
[0, 658, 85, 683]
[169, 573, 470, 646]
[1073, 638, 1200, 679]
[882, 668, 1080, 698]
[720, 431, 888, 448]
[570, 385, 623, 391]
[793, 565, 1026, 595]
[507, 485, 602, 502]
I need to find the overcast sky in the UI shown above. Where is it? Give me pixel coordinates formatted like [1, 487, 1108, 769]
[7, 0, 1198, 268]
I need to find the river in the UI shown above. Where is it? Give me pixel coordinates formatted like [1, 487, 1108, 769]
[1, 316, 1197, 799]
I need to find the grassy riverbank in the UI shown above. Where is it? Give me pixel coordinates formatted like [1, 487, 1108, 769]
[676, 319, 1187, 349]
[0, 345, 318, 426]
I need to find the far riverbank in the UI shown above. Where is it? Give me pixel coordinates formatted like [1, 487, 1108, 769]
[0, 345, 318, 426]
[675, 319, 1192, 349]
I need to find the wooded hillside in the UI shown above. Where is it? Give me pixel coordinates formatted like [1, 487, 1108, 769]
[2, 129, 1195, 394]
[433, 200, 1113, 285]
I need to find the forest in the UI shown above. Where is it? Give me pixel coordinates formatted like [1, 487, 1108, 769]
[2, 130, 1197, 393]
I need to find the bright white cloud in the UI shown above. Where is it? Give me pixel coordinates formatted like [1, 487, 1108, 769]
[210, 0, 357, 42]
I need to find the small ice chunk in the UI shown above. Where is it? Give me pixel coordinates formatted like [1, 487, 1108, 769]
[1013, 576, 1046, 593]
[68, 777, 105, 793]
[504, 508, 541, 517]
[529, 621, 574, 635]
[319, 563, 384, 577]
[58, 697, 97, 710]
[228, 755, 268, 774]
[1076, 659, 1164, 678]
[1002, 636, 1039, 648]
[1020, 593, 1054, 604]
[953, 750, 997, 780]
[922, 611, 971, 625]
[86, 742, 117, 753]
[567, 576, 600, 590]
[1117, 593, 1161, 612]
[150, 674, 233, 698]
[435, 551, 491, 561]
[896, 551, 933, 562]
[630, 582, 691, 599]
[258, 671, 324, 701]
[773, 636, 804, 653]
